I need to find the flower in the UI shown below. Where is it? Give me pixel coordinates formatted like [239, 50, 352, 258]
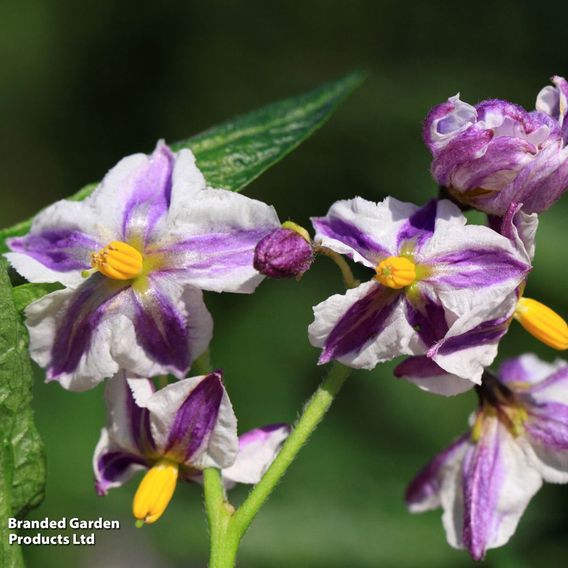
[93, 371, 290, 525]
[308, 197, 530, 387]
[536, 75, 568, 142]
[253, 221, 313, 279]
[395, 203, 567, 396]
[423, 82, 568, 216]
[405, 354, 568, 560]
[5, 141, 280, 390]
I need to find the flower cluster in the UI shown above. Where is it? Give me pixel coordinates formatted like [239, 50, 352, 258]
[4, 75, 568, 558]
[95, 371, 289, 524]
[6, 141, 293, 523]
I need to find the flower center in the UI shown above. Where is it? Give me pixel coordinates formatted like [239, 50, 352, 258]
[133, 459, 179, 526]
[375, 256, 417, 289]
[514, 297, 568, 350]
[91, 241, 143, 280]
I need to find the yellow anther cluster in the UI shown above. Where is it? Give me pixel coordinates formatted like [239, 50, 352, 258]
[514, 297, 568, 351]
[375, 256, 417, 289]
[133, 459, 179, 525]
[91, 241, 143, 280]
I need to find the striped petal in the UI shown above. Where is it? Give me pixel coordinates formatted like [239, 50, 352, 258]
[145, 373, 239, 470]
[93, 429, 147, 496]
[153, 189, 280, 293]
[309, 281, 415, 369]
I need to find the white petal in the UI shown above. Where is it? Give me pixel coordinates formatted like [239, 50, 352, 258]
[25, 289, 121, 392]
[84, 152, 151, 239]
[308, 281, 417, 370]
[430, 294, 518, 384]
[104, 373, 154, 455]
[168, 148, 208, 211]
[145, 375, 239, 469]
[313, 196, 418, 266]
[486, 426, 542, 551]
[405, 369, 475, 397]
[92, 428, 146, 496]
[5, 198, 102, 287]
[222, 424, 290, 487]
[522, 436, 568, 484]
[158, 188, 280, 293]
[500, 353, 565, 388]
[420, 225, 529, 319]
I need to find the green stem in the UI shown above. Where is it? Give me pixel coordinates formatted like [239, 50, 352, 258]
[203, 468, 233, 568]
[225, 362, 351, 557]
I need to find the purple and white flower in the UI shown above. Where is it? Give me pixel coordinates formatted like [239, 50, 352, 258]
[395, 203, 542, 396]
[308, 197, 531, 389]
[94, 371, 290, 524]
[5, 141, 280, 390]
[406, 354, 568, 560]
[423, 81, 568, 215]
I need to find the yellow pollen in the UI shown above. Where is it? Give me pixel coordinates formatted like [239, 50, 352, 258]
[132, 459, 179, 525]
[514, 297, 568, 351]
[375, 256, 417, 289]
[91, 241, 143, 280]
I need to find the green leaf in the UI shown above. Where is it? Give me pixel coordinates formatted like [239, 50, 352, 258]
[172, 70, 365, 190]
[0, 258, 46, 566]
[0, 71, 364, 254]
[12, 282, 63, 315]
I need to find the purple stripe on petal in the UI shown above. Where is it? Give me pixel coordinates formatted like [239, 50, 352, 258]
[429, 248, 529, 288]
[404, 294, 449, 348]
[166, 372, 224, 461]
[396, 199, 437, 251]
[312, 217, 390, 261]
[131, 284, 190, 377]
[9, 229, 100, 272]
[394, 356, 447, 379]
[95, 451, 147, 496]
[529, 366, 568, 394]
[436, 317, 509, 356]
[406, 434, 468, 510]
[126, 382, 156, 454]
[49, 275, 128, 379]
[319, 285, 401, 364]
[121, 142, 174, 244]
[462, 419, 504, 561]
[153, 229, 270, 280]
[526, 403, 568, 449]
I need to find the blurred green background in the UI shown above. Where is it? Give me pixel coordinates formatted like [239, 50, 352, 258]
[2, 0, 568, 566]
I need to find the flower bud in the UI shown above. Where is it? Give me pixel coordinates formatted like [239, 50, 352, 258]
[253, 222, 313, 279]
[423, 84, 568, 216]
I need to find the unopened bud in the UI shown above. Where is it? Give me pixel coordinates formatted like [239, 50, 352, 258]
[254, 223, 313, 279]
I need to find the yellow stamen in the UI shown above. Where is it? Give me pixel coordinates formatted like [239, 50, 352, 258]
[514, 297, 568, 351]
[375, 256, 417, 289]
[502, 406, 528, 437]
[91, 241, 143, 280]
[282, 220, 311, 242]
[132, 459, 179, 525]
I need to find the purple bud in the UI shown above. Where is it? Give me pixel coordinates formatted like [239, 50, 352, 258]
[254, 224, 313, 279]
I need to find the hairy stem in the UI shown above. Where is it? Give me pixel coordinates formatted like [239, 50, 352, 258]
[203, 468, 233, 568]
[226, 362, 351, 555]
